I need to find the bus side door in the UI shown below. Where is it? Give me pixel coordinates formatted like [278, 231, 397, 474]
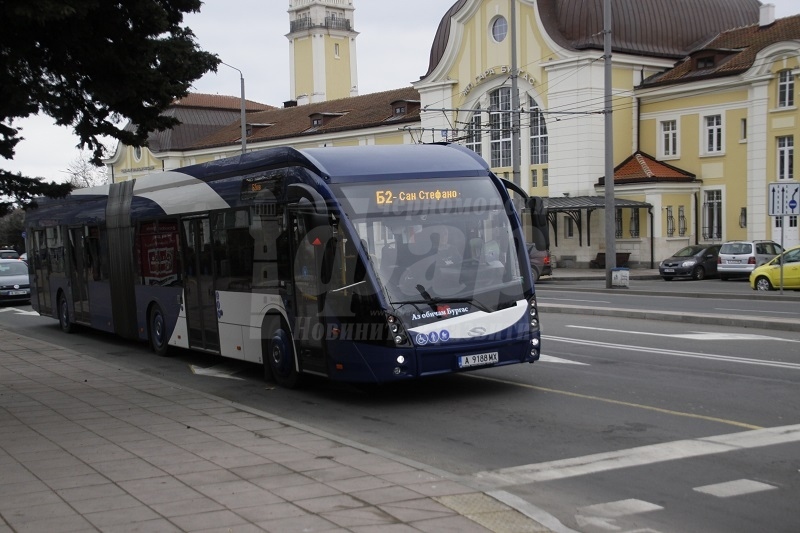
[68, 227, 90, 324]
[288, 207, 329, 375]
[182, 217, 220, 353]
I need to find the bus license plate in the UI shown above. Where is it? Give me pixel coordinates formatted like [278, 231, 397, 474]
[458, 352, 499, 368]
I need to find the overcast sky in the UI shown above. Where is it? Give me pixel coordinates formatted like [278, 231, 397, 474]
[5, 0, 797, 182]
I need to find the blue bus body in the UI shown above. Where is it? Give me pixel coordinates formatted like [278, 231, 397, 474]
[25, 144, 542, 386]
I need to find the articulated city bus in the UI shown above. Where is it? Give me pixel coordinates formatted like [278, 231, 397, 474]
[25, 143, 548, 387]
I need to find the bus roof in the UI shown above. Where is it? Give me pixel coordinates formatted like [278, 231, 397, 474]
[299, 143, 491, 183]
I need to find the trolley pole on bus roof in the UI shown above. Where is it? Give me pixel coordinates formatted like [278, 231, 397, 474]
[221, 61, 247, 155]
[603, 0, 617, 288]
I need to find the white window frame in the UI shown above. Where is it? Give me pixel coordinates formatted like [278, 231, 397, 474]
[702, 114, 724, 155]
[529, 97, 549, 164]
[660, 119, 678, 158]
[491, 16, 508, 43]
[465, 108, 482, 157]
[489, 87, 512, 168]
[778, 135, 794, 181]
[702, 189, 723, 240]
[778, 70, 795, 108]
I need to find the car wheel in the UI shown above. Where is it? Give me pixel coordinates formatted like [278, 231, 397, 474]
[691, 266, 706, 281]
[268, 328, 301, 388]
[661, 276, 673, 281]
[754, 277, 773, 291]
[532, 266, 541, 281]
[58, 294, 74, 333]
[148, 304, 170, 356]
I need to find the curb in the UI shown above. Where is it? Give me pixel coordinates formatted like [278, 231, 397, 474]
[539, 304, 799, 333]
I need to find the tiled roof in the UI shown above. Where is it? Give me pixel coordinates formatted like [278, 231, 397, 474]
[424, 0, 760, 77]
[597, 151, 697, 185]
[133, 93, 273, 152]
[642, 14, 800, 86]
[172, 93, 274, 112]
[191, 87, 421, 150]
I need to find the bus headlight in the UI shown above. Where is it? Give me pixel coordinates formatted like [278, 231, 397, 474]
[528, 297, 540, 332]
[386, 313, 410, 347]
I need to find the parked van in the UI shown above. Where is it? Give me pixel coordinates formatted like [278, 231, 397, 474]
[717, 240, 782, 280]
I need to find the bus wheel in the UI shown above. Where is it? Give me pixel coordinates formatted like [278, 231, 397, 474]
[58, 294, 74, 333]
[148, 305, 170, 356]
[269, 328, 300, 388]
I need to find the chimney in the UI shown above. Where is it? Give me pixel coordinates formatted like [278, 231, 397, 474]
[760, 3, 775, 27]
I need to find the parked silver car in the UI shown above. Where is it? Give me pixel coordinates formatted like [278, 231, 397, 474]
[717, 240, 782, 280]
[659, 244, 721, 281]
[0, 258, 31, 303]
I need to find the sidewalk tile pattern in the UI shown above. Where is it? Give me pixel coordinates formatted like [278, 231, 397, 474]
[0, 328, 549, 532]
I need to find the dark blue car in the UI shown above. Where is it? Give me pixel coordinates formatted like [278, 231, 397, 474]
[659, 244, 721, 281]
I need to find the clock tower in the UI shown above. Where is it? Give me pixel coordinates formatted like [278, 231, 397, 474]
[287, 0, 359, 104]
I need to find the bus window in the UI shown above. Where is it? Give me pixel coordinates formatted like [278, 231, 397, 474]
[136, 220, 181, 286]
[212, 210, 254, 292]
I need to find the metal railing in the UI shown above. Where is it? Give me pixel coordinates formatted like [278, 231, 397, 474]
[290, 17, 351, 33]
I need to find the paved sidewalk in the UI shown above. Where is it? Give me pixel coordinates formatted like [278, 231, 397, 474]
[0, 328, 554, 533]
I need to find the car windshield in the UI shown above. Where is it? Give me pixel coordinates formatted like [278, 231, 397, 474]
[673, 246, 704, 257]
[333, 177, 527, 311]
[721, 243, 752, 254]
[0, 262, 28, 276]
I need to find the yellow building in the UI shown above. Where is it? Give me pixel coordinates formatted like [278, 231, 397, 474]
[106, 0, 798, 266]
[638, 6, 800, 251]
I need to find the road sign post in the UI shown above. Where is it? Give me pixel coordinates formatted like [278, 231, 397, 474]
[768, 182, 799, 294]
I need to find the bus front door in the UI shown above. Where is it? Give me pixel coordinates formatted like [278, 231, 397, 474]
[182, 218, 220, 353]
[288, 208, 328, 375]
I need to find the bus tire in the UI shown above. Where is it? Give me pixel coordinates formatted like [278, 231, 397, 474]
[58, 293, 74, 333]
[148, 304, 170, 357]
[268, 328, 300, 388]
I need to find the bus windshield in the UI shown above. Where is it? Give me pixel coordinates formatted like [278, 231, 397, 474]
[333, 177, 526, 311]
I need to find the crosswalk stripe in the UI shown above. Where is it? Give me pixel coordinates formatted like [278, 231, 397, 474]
[474, 424, 800, 487]
[694, 479, 777, 498]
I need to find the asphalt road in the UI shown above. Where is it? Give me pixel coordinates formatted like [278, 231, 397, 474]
[1, 291, 798, 533]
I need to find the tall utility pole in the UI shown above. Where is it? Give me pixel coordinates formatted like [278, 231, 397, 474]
[510, 0, 521, 187]
[603, 0, 617, 287]
[221, 61, 247, 155]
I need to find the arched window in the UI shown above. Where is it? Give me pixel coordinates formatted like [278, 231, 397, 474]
[489, 87, 512, 168]
[465, 106, 482, 156]
[529, 97, 548, 164]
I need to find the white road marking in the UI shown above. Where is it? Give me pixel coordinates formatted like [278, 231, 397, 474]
[579, 499, 663, 518]
[0, 307, 39, 316]
[474, 424, 800, 487]
[575, 499, 663, 531]
[189, 364, 245, 380]
[694, 479, 777, 498]
[544, 335, 800, 370]
[539, 297, 611, 303]
[715, 307, 799, 316]
[539, 354, 589, 365]
[565, 325, 800, 343]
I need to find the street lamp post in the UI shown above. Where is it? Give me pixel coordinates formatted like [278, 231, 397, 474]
[221, 61, 247, 155]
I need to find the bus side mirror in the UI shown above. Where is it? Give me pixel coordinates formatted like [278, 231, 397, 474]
[289, 184, 330, 227]
[526, 197, 549, 251]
